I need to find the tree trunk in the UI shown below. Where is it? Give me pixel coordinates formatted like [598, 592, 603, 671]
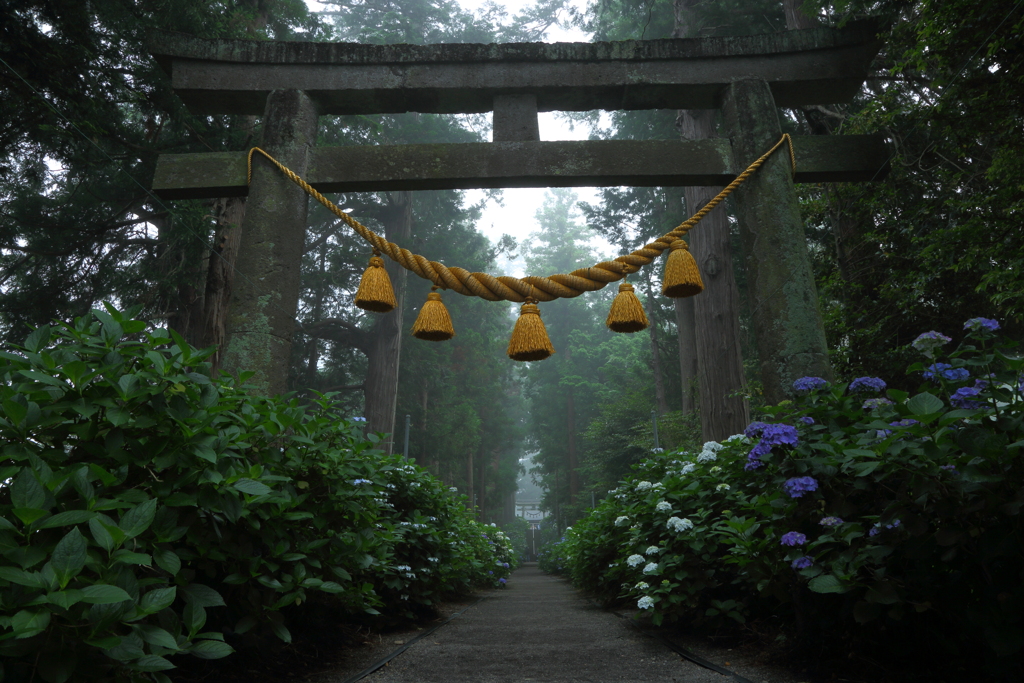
[783, 0, 818, 29]
[466, 450, 475, 515]
[363, 191, 412, 455]
[202, 196, 245, 374]
[648, 308, 669, 415]
[566, 389, 579, 501]
[673, 0, 750, 441]
[674, 297, 698, 414]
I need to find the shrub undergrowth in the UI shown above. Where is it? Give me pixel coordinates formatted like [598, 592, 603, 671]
[546, 319, 1023, 670]
[0, 307, 514, 683]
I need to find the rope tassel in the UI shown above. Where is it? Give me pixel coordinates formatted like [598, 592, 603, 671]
[507, 299, 555, 362]
[662, 239, 704, 298]
[355, 253, 397, 313]
[606, 282, 649, 333]
[411, 289, 455, 341]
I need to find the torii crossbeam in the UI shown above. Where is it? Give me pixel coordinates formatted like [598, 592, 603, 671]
[148, 20, 888, 402]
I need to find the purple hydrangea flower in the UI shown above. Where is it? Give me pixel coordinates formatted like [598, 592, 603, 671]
[488, 570, 493, 575]
[819, 516, 844, 527]
[791, 556, 814, 570]
[890, 419, 919, 428]
[780, 532, 807, 546]
[799, 416, 815, 426]
[849, 377, 887, 393]
[950, 386, 983, 409]
[862, 398, 894, 411]
[869, 519, 901, 537]
[875, 429, 893, 439]
[793, 377, 828, 393]
[784, 476, 819, 498]
[749, 440, 772, 458]
[744, 459, 765, 471]
[940, 464, 958, 474]
[762, 423, 799, 447]
[744, 421, 769, 438]
[964, 317, 1000, 332]
[912, 331, 952, 357]
[499, 578, 507, 584]
[923, 363, 970, 383]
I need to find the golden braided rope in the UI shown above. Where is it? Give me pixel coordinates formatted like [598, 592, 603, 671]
[247, 134, 795, 303]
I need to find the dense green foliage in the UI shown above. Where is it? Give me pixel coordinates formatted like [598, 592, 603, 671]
[0, 308, 513, 682]
[544, 320, 1024, 668]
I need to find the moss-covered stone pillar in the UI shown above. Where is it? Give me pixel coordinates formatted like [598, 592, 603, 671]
[221, 90, 319, 396]
[721, 79, 832, 404]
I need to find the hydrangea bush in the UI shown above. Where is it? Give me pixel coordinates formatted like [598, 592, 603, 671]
[547, 320, 1024, 662]
[0, 308, 513, 682]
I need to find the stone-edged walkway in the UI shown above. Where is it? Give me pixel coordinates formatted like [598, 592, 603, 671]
[361, 564, 735, 683]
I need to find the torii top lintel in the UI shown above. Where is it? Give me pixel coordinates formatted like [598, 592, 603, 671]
[148, 19, 882, 117]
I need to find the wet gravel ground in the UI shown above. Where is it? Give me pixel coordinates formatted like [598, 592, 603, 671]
[334, 564, 813, 683]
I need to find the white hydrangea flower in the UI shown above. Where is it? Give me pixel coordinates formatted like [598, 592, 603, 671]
[645, 546, 660, 555]
[703, 441, 725, 452]
[710, 466, 723, 474]
[615, 515, 630, 527]
[696, 450, 717, 463]
[638, 596, 655, 609]
[716, 483, 731, 492]
[635, 481, 654, 491]
[635, 581, 649, 590]
[725, 433, 749, 444]
[655, 500, 672, 512]
[643, 562, 659, 574]
[627, 554, 645, 567]
[680, 463, 696, 475]
[667, 516, 694, 533]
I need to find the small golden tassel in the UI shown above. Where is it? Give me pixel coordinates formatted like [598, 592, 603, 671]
[662, 239, 704, 298]
[354, 252, 397, 313]
[507, 298, 555, 362]
[606, 282, 649, 333]
[411, 288, 455, 341]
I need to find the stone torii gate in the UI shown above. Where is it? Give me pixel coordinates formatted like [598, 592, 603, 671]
[149, 21, 887, 413]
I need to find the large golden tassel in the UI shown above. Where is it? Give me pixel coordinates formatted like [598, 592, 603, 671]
[411, 288, 455, 341]
[606, 282, 649, 333]
[507, 299, 555, 362]
[354, 252, 397, 313]
[662, 239, 704, 298]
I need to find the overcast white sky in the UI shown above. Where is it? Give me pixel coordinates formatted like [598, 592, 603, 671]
[305, 0, 611, 275]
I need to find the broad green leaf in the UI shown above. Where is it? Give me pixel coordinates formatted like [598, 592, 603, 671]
[10, 469, 46, 510]
[111, 550, 152, 565]
[232, 478, 271, 496]
[852, 461, 881, 477]
[0, 566, 47, 588]
[136, 625, 180, 651]
[38, 510, 96, 529]
[11, 609, 50, 639]
[270, 621, 292, 643]
[907, 392, 944, 416]
[84, 636, 122, 649]
[183, 602, 206, 636]
[17, 370, 68, 389]
[47, 589, 84, 610]
[182, 583, 225, 608]
[12, 508, 48, 525]
[154, 549, 181, 576]
[807, 574, 846, 594]
[319, 581, 345, 594]
[128, 655, 175, 673]
[140, 586, 176, 614]
[80, 584, 133, 604]
[119, 499, 158, 539]
[89, 518, 116, 552]
[3, 399, 27, 425]
[51, 527, 88, 588]
[23, 325, 51, 353]
[189, 639, 234, 660]
[0, 515, 16, 531]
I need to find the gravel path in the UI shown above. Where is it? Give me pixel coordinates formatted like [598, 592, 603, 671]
[362, 564, 733, 683]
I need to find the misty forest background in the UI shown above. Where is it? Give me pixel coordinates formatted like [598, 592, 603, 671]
[2, 0, 1021, 528]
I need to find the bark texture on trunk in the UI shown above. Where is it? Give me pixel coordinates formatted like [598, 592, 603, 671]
[783, 0, 818, 29]
[363, 191, 412, 455]
[222, 89, 318, 397]
[203, 196, 245, 374]
[674, 297, 698, 414]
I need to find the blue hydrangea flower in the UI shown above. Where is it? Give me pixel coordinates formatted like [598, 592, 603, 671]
[848, 377, 886, 393]
[923, 363, 970, 383]
[744, 459, 765, 471]
[784, 476, 818, 498]
[793, 377, 827, 393]
[950, 386, 983, 409]
[352, 479, 373, 485]
[762, 423, 799, 447]
[964, 317, 1000, 332]
[869, 519, 901, 537]
[780, 532, 807, 546]
[791, 556, 814, 570]
[799, 416, 815, 425]
[940, 464, 958, 474]
[499, 578, 507, 584]
[819, 516, 844, 527]
[862, 398, 894, 411]
[890, 418, 919, 428]
[744, 421, 769, 438]
[912, 331, 952, 357]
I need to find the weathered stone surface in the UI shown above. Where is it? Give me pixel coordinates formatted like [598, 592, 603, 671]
[151, 135, 889, 199]
[148, 20, 882, 115]
[492, 94, 540, 142]
[721, 79, 833, 405]
[219, 90, 318, 397]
